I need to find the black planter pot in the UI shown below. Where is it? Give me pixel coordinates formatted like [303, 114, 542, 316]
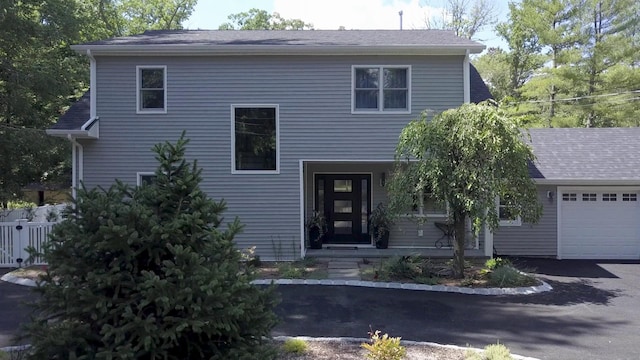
[308, 226, 324, 249]
[374, 228, 390, 249]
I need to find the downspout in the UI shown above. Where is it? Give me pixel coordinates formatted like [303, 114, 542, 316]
[463, 49, 470, 103]
[67, 135, 83, 199]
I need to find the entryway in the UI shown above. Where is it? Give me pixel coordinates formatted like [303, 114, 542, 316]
[314, 173, 371, 245]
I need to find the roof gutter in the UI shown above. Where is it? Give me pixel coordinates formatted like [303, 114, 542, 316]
[534, 179, 640, 186]
[71, 44, 485, 56]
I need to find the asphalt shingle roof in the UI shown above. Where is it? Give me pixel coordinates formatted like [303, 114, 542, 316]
[527, 127, 640, 180]
[79, 29, 484, 48]
[50, 91, 90, 131]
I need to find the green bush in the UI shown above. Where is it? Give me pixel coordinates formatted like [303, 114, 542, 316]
[361, 330, 406, 360]
[282, 338, 308, 354]
[465, 343, 514, 360]
[382, 255, 434, 281]
[488, 266, 537, 288]
[484, 257, 512, 270]
[277, 262, 306, 278]
[0, 351, 8, 360]
[24, 134, 279, 360]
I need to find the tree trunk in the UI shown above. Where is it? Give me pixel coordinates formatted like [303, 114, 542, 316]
[452, 211, 467, 278]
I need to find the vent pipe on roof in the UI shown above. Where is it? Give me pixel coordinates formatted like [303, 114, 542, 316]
[399, 10, 403, 30]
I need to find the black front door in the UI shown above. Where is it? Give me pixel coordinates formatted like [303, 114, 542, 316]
[314, 174, 371, 244]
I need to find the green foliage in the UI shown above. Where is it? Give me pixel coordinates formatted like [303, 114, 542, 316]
[5, 200, 37, 210]
[484, 257, 512, 270]
[0, 350, 8, 360]
[369, 203, 395, 243]
[465, 343, 514, 360]
[375, 256, 437, 284]
[361, 330, 407, 360]
[277, 262, 306, 279]
[488, 266, 538, 288]
[282, 338, 308, 354]
[390, 103, 541, 277]
[24, 134, 279, 360]
[219, 8, 313, 30]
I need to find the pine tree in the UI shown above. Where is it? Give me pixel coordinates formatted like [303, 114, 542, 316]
[25, 134, 279, 359]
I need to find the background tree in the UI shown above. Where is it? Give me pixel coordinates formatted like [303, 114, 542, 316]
[0, 0, 199, 205]
[25, 135, 279, 359]
[388, 103, 541, 278]
[219, 8, 313, 30]
[422, 0, 497, 39]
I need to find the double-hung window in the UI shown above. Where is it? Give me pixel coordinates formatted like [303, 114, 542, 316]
[352, 66, 410, 113]
[497, 196, 521, 226]
[232, 105, 279, 173]
[136, 172, 157, 186]
[137, 66, 167, 113]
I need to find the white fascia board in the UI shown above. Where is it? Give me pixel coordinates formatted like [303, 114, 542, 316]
[534, 178, 640, 186]
[71, 44, 485, 57]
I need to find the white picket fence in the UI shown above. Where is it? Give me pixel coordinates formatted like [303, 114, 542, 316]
[0, 220, 55, 268]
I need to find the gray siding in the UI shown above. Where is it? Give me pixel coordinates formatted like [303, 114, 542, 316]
[82, 55, 465, 260]
[492, 186, 558, 257]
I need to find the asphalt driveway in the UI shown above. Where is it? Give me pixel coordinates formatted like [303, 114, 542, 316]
[273, 259, 640, 360]
[1, 260, 639, 359]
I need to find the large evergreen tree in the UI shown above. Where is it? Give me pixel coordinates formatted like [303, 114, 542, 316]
[25, 135, 279, 359]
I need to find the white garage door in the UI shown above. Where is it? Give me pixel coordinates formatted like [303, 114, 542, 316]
[560, 188, 640, 259]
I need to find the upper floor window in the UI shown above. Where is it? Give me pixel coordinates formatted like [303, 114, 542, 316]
[231, 105, 279, 174]
[352, 66, 410, 114]
[137, 66, 167, 113]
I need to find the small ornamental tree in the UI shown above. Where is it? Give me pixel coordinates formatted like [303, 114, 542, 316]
[25, 134, 279, 359]
[389, 103, 541, 278]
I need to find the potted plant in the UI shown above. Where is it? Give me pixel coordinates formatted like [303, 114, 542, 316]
[369, 202, 394, 249]
[305, 211, 326, 249]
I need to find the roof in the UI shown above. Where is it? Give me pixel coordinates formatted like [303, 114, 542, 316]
[72, 30, 485, 56]
[469, 64, 493, 104]
[50, 91, 90, 131]
[528, 127, 640, 182]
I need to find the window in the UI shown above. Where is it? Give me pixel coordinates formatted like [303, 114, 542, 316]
[582, 193, 597, 201]
[623, 193, 637, 202]
[232, 105, 279, 173]
[408, 187, 447, 217]
[352, 66, 410, 113]
[602, 193, 617, 201]
[498, 197, 521, 226]
[137, 66, 166, 113]
[137, 172, 157, 186]
[562, 193, 577, 201]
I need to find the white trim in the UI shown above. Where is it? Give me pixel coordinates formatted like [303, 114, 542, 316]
[136, 172, 156, 186]
[463, 49, 470, 103]
[136, 65, 167, 114]
[230, 104, 280, 174]
[310, 171, 374, 247]
[88, 50, 96, 119]
[299, 160, 306, 259]
[351, 65, 412, 114]
[302, 159, 396, 163]
[556, 186, 563, 259]
[71, 137, 76, 199]
[73, 44, 485, 57]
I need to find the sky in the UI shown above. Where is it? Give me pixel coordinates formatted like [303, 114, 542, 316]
[184, 0, 511, 51]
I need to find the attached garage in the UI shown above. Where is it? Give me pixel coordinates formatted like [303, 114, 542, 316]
[559, 187, 640, 259]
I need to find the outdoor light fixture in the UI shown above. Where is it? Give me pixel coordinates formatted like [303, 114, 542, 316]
[380, 172, 386, 187]
[547, 191, 554, 201]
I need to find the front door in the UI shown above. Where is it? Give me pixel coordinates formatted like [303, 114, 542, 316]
[314, 174, 371, 244]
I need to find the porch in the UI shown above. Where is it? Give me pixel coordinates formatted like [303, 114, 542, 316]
[300, 160, 491, 258]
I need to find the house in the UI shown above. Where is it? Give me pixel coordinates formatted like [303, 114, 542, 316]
[46, 30, 640, 261]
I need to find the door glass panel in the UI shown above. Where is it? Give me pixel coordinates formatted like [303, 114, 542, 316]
[334, 221, 352, 234]
[317, 179, 324, 212]
[334, 200, 352, 213]
[334, 179, 352, 192]
[361, 178, 368, 233]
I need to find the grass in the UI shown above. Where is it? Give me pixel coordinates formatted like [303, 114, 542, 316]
[256, 258, 329, 280]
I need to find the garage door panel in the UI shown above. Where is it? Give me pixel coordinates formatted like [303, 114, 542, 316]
[560, 189, 640, 259]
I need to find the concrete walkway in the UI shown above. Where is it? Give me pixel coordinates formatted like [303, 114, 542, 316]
[327, 260, 360, 280]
